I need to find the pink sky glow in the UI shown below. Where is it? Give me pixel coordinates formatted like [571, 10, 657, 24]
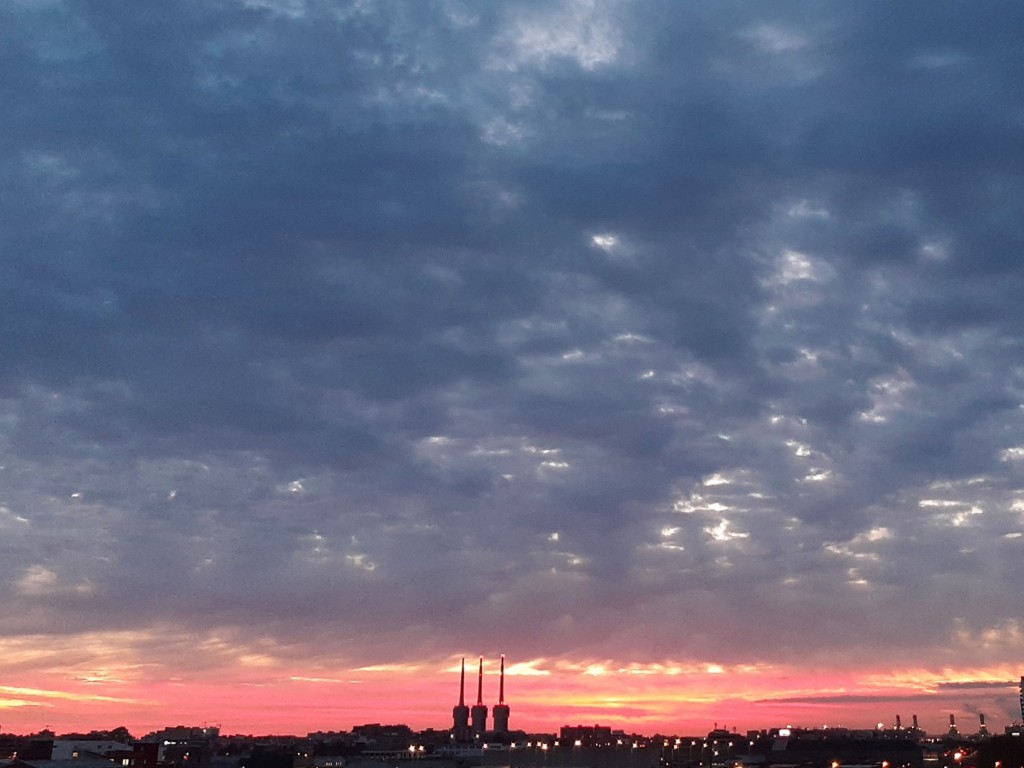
[1, 648, 1019, 737]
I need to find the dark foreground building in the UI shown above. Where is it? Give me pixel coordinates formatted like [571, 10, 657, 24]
[768, 736, 923, 768]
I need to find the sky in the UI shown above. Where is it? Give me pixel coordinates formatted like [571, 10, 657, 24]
[2, 0, 1023, 739]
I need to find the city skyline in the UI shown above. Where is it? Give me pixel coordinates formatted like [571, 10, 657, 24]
[3, 0, 1024, 739]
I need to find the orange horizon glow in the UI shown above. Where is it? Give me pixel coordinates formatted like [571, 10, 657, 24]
[1, 632, 1020, 737]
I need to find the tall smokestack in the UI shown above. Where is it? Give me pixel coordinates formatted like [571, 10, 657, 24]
[477, 657, 484, 706]
[470, 657, 488, 737]
[493, 655, 510, 733]
[948, 714, 959, 736]
[452, 658, 471, 742]
[895, 715, 902, 730]
[979, 713, 988, 736]
[912, 715, 919, 731]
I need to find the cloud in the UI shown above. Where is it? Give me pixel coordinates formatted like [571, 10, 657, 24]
[937, 681, 1020, 691]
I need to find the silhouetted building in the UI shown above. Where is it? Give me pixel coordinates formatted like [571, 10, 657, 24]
[768, 735, 923, 768]
[104, 743, 159, 768]
[141, 725, 218, 768]
[559, 726, 615, 748]
[351, 724, 415, 751]
[51, 739, 132, 760]
[2, 739, 54, 761]
[240, 749, 294, 768]
[976, 734, 1024, 768]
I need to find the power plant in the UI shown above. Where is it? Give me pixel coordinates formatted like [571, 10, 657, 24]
[451, 655, 511, 742]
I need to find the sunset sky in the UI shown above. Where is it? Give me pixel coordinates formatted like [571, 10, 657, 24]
[2, 0, 1024, 738]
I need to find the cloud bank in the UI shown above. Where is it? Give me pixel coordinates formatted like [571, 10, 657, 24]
[1, 0, 1022, 733]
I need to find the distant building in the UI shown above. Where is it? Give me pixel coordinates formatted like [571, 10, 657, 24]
[141, 725, 219, 768]
[51, 741, 132, 760]
[0, 738, 54, 761]
[350, 724, 415, 752]
[559, 726, 615, 748]
[768, 733, 923, 768]
[99, 743, 159, 768]
[1019, 676, 1024, 723]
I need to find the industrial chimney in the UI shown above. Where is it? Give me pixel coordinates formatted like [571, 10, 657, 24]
[470, 657, 489, 737]
[492, 655, 511, 733]
[452, 658, 471, 742]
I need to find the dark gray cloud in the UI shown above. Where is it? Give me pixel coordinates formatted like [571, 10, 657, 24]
[1, 0, 1023, 721]
[938, 682, 1020, 691]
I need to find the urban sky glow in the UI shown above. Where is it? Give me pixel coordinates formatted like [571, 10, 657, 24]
[2, 0, 1023, 737]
